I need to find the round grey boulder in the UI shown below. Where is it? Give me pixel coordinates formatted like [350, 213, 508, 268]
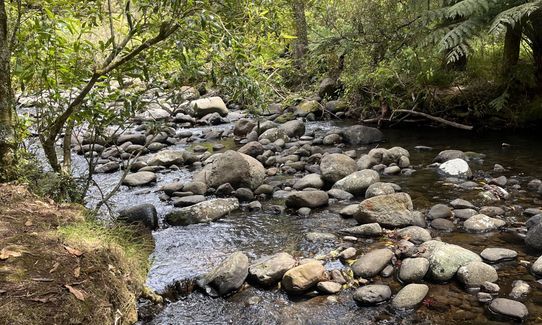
[480, 248, 517, 263]
[320, 153, 357, 184]
[248, 252, 296, 286]
[353, 285, 392, 305]
[351, 248, 394, 278]
[399, 257, 430, 283]
[332, 169, 380, 195]
[457, 261, 498, 287]
[196, 251, 248, 297]
[489, 298, 529, 321]
[391, 283, 429, 309]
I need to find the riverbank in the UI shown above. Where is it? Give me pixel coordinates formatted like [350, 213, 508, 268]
[0, 184, 154, 325]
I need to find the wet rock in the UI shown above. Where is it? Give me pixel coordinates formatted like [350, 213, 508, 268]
[258, 128, 289, 142]
[320, 153, 357, 184]
[323, 133, 342, 145]
[281, 261, 326, 294]
[463, 214, 505, 233]
[165, 198, 239, 226]
[117, 204, 158, 230]
[317, 281, 342, 294]
[339, 204, 359, 218]
[294, 100, 320, 117]
[332, 170, 380, 195]
[428, 204, 453, 220]
[397, 226, 432, 244]
[526, 222, 542, 251]
[161, 182, 184, 195]
[123, 171, 157, 186]
[117, 133, 146, 145]
[234, 118, 256, 137]
[343, 125, 383, 145]
[340, 223, 382, 237]
[327, 188, 354, 201]
[255, 184, 274, 195]
[248, 252, 297, 286]
[278, 119, 305, 138]
[419, 240, 481, 281]
[235, 188, 254, 202]
[490, 176, 507, 187]
[353, 285, 392, 305]
[526, 214, 542, 229]
[434, 150, 466, 163]
[147, 150, 185, 167]
[383, 166, 401, 175]
[172, 195, 206, 207]
[431, 218, 455, 231]
[457, 261, 498, 287]
[482, 281, 500, 293]
[438, 158, 472, 178]
[494, 164, 505, 172]
[183, 182, 207, 195]
[293, 174, 324, 190]
[399, 257, 430, 283]
[190, 97, 229, 117]
[532, 256, 542, 276]
[450, 199, 476, 210]
[365, 182, 396, 198]
[478, 292, 493, 303]
[95, 161, 120, 173]
[305, 232, 337, 242]
[338, 247, 357, 260]
[201, 150, 265, 190]
[479, 206, 504, 217]
[489, 298, 529, 321]
[351, 248, 394, 278]
[391, 284, 429, 309]
[196, 251, 248, 297]
[509, 280, 530, 300]
[216, 183, 235, 196]
[453, 208, 478, 220]
[298, 207, 311, 216]
[480, 248, 517, 263]
[238, 141, 264, 157]
[285, 190, 329, 209]
[355, 193, 416, 228]
[248, 201, 262, 211]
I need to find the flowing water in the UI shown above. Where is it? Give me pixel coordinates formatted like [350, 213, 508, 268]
[73, 120, 542, 324]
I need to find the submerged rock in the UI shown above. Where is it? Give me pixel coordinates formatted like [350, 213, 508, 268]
[165, 198, 239, 226]
[196, 252, 249, 297]
[488, 298, 529, 321]
[391, 284, 429, 309]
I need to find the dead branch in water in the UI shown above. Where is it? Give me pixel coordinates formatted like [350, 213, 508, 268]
[393, 109, 473, 130]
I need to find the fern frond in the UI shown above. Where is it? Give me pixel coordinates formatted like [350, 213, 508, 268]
[439, 18, 484, 50]
[446, 0, 496, 19]
[489, 0, 542, 34]
[446, 43, 472, 62]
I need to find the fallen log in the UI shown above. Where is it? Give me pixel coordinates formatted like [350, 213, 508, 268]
[393, 109, 473, 130]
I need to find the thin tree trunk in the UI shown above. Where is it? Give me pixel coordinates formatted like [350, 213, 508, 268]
[502, 23, 522, 76]
[0, 0, 16, 180]
[291, 0, 308, 65]
[530, 14, 542, 89]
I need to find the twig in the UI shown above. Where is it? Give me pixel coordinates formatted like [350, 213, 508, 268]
[393, 109, 473, 130]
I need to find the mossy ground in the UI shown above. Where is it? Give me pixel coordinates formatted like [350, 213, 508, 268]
[0, 184, 154, 325]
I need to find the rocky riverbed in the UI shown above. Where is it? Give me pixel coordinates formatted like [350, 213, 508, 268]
[24, 86, 542, 324]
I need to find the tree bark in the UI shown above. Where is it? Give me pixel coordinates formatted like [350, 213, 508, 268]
[0, 0, 16, 180]
[291, 0, 308, 65]
[530, 13, 542, 89]
[502, 23, 522, 76]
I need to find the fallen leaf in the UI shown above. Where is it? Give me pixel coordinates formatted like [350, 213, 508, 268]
[64, 245, 83, 257]
[74, 267, 80, 278]
[65, 285, 85, 301]
[25, 220, 33, 227]
[49, 262, 60, 273]
[0, 245, 24, 260]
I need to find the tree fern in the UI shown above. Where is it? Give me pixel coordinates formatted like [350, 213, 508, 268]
[446, 0, 495, 19]
[490, 1, 542, 34]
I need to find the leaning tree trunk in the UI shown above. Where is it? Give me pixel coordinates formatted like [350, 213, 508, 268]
[530, 13, 542, 89]
[0, 0, 16, 181]
[291, 0, 308, 66]
[502, 23, 522, 76]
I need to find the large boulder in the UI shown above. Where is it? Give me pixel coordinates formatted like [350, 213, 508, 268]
[438, 158, 472, 178]
[355, 193, 416, 228]
[190, 97, 229, 117]
[165, 198, 239, 226]
[117, 204, 158, 230]
[351, 248, 394, 278]
[234, 118, 256, 137]
[318, 77, 339, 98]
[200, 150, 265, 190]
[147, 150, 185, 167]
[332, 170, 380, 195]
[525, 222, 542, 251]
[278, 120, 305, 138]
[343, 125, 383, 145]
[285, 190, 329, 209]
[320, 153, 357, 184]
[196, 252, 249, 297]
[419, 240, 481, 281]
[365, 182, 396, 198]
[248, 252, 296, 286]
[281, 261, 326, 294]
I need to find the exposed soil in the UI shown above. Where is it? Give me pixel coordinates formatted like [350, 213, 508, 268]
[0, 184, 149, 325]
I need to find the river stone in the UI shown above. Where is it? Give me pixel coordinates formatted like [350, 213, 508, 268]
[391, 284, 429, 309]
[123, 171, 157, 186]
[305, 232, 337, 242]
[343, 125, 383, 145]
[281, 261, 326, 294]
[258, 128, 289, 142]
[285, 190, 329, 209]
[338, 247, 357, 259]
[294, 174, 324, 190]
[438, 158, 472, 178]
[196, 251, 248, 297]
[327, 189, 353, 201]
[147, 150, 185, 167]
[525, 222, 542, 251]
[450, 198, 476, 210]
[428, 204, 453, 219]
[454, 208, 478, 220]
[316, 281, 342, 294]
[383, 166, 401, 175]
[339, 204, 359, 218]
[165, 198, 239, 226]
[351, 248, 394, 278]
[489, 298, 529, 321]
[234, 118, 256, 137]
[457, 261, 498, 287]
[238, 141, 264, 157]
[480, 206, 505, 217]
[172, 195, 206, 207]
[397, 226, 432, 244]
[464, 214, 505, 233]
[279, 119, 305, 138]
[339, 223, 382, 237]
[510, 280, 531, 299]
[248, 252, 297, 286]
[526, 215, 542, 230]
[480, 248, 518, 263]
[294, 100, 320, 117]
[532, 256, 542, 276]
[353, 285, 392, 305]
[117, 133, 146, 145]
[117, 204, 158, 230]
[399, 257, 430, 283]
[332, 170, 380, 195]
[235, 188, 254, 202]
[419, 240, 481, 281]
[190, 97, 229, 117]
[202, 150, 265, 190]
[183, 182, 207, 195]
[433, 150, 466, 163]
[355, 193, 416, 228]
[320, 153, 357, 184]
[95, 161, 120, 173]
[365, 182, 396, 198]
[431, 218, 456, 231]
